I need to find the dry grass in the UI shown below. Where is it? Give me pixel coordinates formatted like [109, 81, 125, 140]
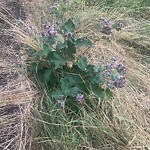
[0, 1, 38, 149]
[86, 40, 150, 149]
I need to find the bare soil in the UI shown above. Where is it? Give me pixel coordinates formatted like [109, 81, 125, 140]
[0, 1, 32, 150]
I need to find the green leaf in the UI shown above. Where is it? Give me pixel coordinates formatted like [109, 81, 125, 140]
[30, 62, 37, 73]
[76, 38, 93, 48]
[64, 87, 79, 96]
[51, 90, 63, 100]
[37, 43, 52, 57]
[44, 69, 51, 80]
[56, 42, 66, 50]
[35, 69, 45, 83]
[90, 73, 103, 84]
[60, 75, 76, 89]
[60, 75, 80, 96]
[94, 65, 102, 73]
[46, 37, 56, 46]
[91, 84, 112, 100]
[71, 65, 87, 77]
[65, 40, 76, 58]
[68, 36, 76, 44]
[51, 52, 67, 69]
[76, 56, 88, 71]
[63, 19, 75, 32]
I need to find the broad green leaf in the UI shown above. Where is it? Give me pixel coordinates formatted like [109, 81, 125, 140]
[30, 62, 37, 73]
[90, 73, 103, 84]
[64, 87, 79, 96]
[60, 75, 76, 90]
[63, 19, 75, 32]
[46, 37, 56, 46]
[91, 84, 112, 100]
[56, 41, 66, 50]
[76, 56, 88, 71]
[41, 43, 52, 57]
[51, 53, 67, 69]
[51, 90, 63, 100]
[91, 84, 104, 99]
[76, 82, 89, 94]
[35, 69, 45, 83]
[44, 69, 51, 80]
[76, 38, 93, 48]
[65, 40, 76, 58]
[94, 65, 102, 73]
[71, 65, 87, 77]
[68, 36, 76, 44]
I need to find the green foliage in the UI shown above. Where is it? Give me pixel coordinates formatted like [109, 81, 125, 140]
[28, 18, 112, 114]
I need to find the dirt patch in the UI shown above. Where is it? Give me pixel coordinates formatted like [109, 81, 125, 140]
[0, 104, 20, 150]
[0, 72, 19, 87]
[0, 1, 35, 150]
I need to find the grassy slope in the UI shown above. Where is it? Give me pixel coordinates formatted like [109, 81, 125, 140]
[0, 0, 149, 149]
[28, 1, 149, 149]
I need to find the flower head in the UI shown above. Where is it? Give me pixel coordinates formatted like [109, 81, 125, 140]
[76, 94, 84, 103]
[56, 100, 65, 109]
[117, 63, 126, 75]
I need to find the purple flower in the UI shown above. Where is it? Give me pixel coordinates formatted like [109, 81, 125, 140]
[104, 70, 111, 77]
[117, 63, 126, 75]
[56, 100, 65, 109]
[104, 20, 111, 26]
[99, 17, 112, 35]
[113, 75, 125, 88]
[46, 26, 57, 37]
[76, 94, 84, 103]
[106, 63, 115, 69]
[107, 75, 125, 89]
[99, 17, 106, 21]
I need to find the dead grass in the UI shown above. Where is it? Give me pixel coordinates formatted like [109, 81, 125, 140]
[0, 1, 38, 149]
[86, 40, 150, 149]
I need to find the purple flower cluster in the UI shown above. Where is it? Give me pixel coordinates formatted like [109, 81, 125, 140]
[104, 56, 126, 89]
[55, 93, 85, 110]
[100, 17, 112, 35]
[76, 94, 84, 103]
[104, 70, 111, 77]
[113, 75, 125, 88]
[56, 95, 65, 109]
[56, 100, 65, 109]
[108, 75, 125, 89]
[117, 63, 126, 75]
[47, 26, 57, 36]
[99, 17, 124, 34]
[43, 25, 58, 37]
[106, 63, 116, 69]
